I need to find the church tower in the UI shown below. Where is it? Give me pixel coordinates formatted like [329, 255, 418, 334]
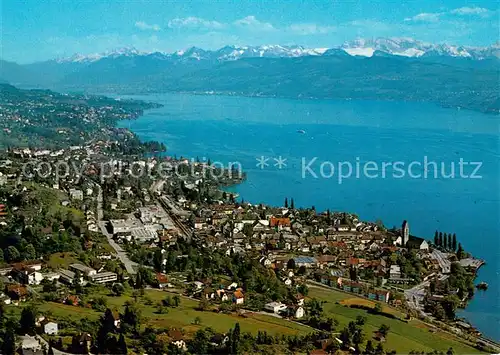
[402, 220, 410, 246]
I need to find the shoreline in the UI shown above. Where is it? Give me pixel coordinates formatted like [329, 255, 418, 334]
[127, 96, 498, 344]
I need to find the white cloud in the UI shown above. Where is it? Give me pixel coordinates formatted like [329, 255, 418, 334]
[135, 21, 161, 31]
[288, 23, 336, 35]
[404, 12, 442, 23]
[233, 16, 275, 31]
[405, 7, 493, 22]
[167, 17, 225, 30]
[450, 7, 491, 16]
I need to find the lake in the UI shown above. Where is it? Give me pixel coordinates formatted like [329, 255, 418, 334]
[118, 93, 500, 341]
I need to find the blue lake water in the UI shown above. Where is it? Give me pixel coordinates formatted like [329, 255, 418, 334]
[118, 93, 500, 341]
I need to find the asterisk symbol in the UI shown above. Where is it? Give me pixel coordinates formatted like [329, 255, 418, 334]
[274, 156, 287, 169]
[256, 156, 269, 169]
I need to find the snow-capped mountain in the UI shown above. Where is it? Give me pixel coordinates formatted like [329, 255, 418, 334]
[57, 44, 331, 63]
[57, 47, 147, 63]
[56, 38, 499, 64]
[341, 38, 432, 57]
[341, 38, 499, 59]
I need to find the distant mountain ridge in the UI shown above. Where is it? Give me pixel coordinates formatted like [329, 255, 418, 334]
[1, 37, 498, 115]
[52, 38, 499, 64]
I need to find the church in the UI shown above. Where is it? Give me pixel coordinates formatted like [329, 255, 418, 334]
[394, 220, 429, 251]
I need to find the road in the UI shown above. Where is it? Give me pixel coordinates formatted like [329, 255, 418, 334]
[36, 335, 77, 355]
[431, 249, 451, 274]
[96, 185, 138, 275]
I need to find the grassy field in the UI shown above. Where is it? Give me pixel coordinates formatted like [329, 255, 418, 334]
[26, 289, 310, 337]
[46, 252, 81, 269]
[308, 286, 482, 354]
[5, 282, 483, 353]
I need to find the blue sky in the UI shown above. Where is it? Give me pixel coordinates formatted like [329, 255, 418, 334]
[2, 0, 498, 63]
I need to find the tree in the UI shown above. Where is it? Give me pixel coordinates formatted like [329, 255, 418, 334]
[117, 333, 128, 354]
[438, 232, 443, 247]
[365, 340, 375, 354]
[429, 279, 437, 294]
[290, 198, 295, 209]
[197, 297, 209, 311]
[153, 249, 164, 272]
[339, 327, 351, 348]
[190, 329, 210, 354]
[112, 283, 125, 296]
[231, 323, 241, 354]
[297, 284, 309, 296]
[96, 309, 116, 353]
[447, 347, 454, 355]
[456, 243, 464, 260]
[373, 303, 383, 314]
[452, 233, 457, 251]
[447, 234, 452, 251]
[434, 230, 439, 246]
[72, 270, 83, 294]
[379, 324, 390, 337]
[5, 246, 20, 262]
[48, 344, 55, 355]
[375, 343, 384, 355]
[23, 243, 36, 260]
[349, 266, 358, 281]
[306, 298, 323, 318]
[442, 294, 461, 319]
[352, 327, 365, 351]
[284, 197, 288, 208]
[443, 233, 448, 249]
[434, 302, 446, 320]
[135, 271, 143, 289]
[20, 304, 37, 334]
[173, 295, 181, 307]
[355, 315, 366, 326]
[2, 324, 16, 355]
[287, 258, 296, 270]
[193, 316, 202, 325]
[122, 302, 141, 334]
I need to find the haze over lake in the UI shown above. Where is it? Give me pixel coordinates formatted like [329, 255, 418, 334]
[118, 93, 500, 341]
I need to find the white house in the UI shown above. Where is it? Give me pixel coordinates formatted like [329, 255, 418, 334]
[389, 265, 401, 280]
[44, 322, 59, 335]
[21, 335, 41, 353]
[264, 301, 287, 314]
[69, 263, 97, 277]
[294, 306, 305, 319]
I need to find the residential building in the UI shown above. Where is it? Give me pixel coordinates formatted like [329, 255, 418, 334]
[293, 256, 318, 268]
[407, 236, 429, 250]
[264, 301, 287, 313]
[69, 188, 84, 200]
[11, 266, 43, 285]
[44, 321, 59, 335]
[232, 289, 245, 304]
[389, 265, 402, 280]
[88, 271, 118, 284]
[69, 263, 97, 277]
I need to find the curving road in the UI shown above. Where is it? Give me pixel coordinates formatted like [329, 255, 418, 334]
[96, 185, 138, 275]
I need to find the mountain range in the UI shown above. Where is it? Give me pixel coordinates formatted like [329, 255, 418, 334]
[51, 38, 499, 63]
[1, 37, 499, 114]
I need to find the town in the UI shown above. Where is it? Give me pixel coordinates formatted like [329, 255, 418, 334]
[0, 85, 496, 355]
